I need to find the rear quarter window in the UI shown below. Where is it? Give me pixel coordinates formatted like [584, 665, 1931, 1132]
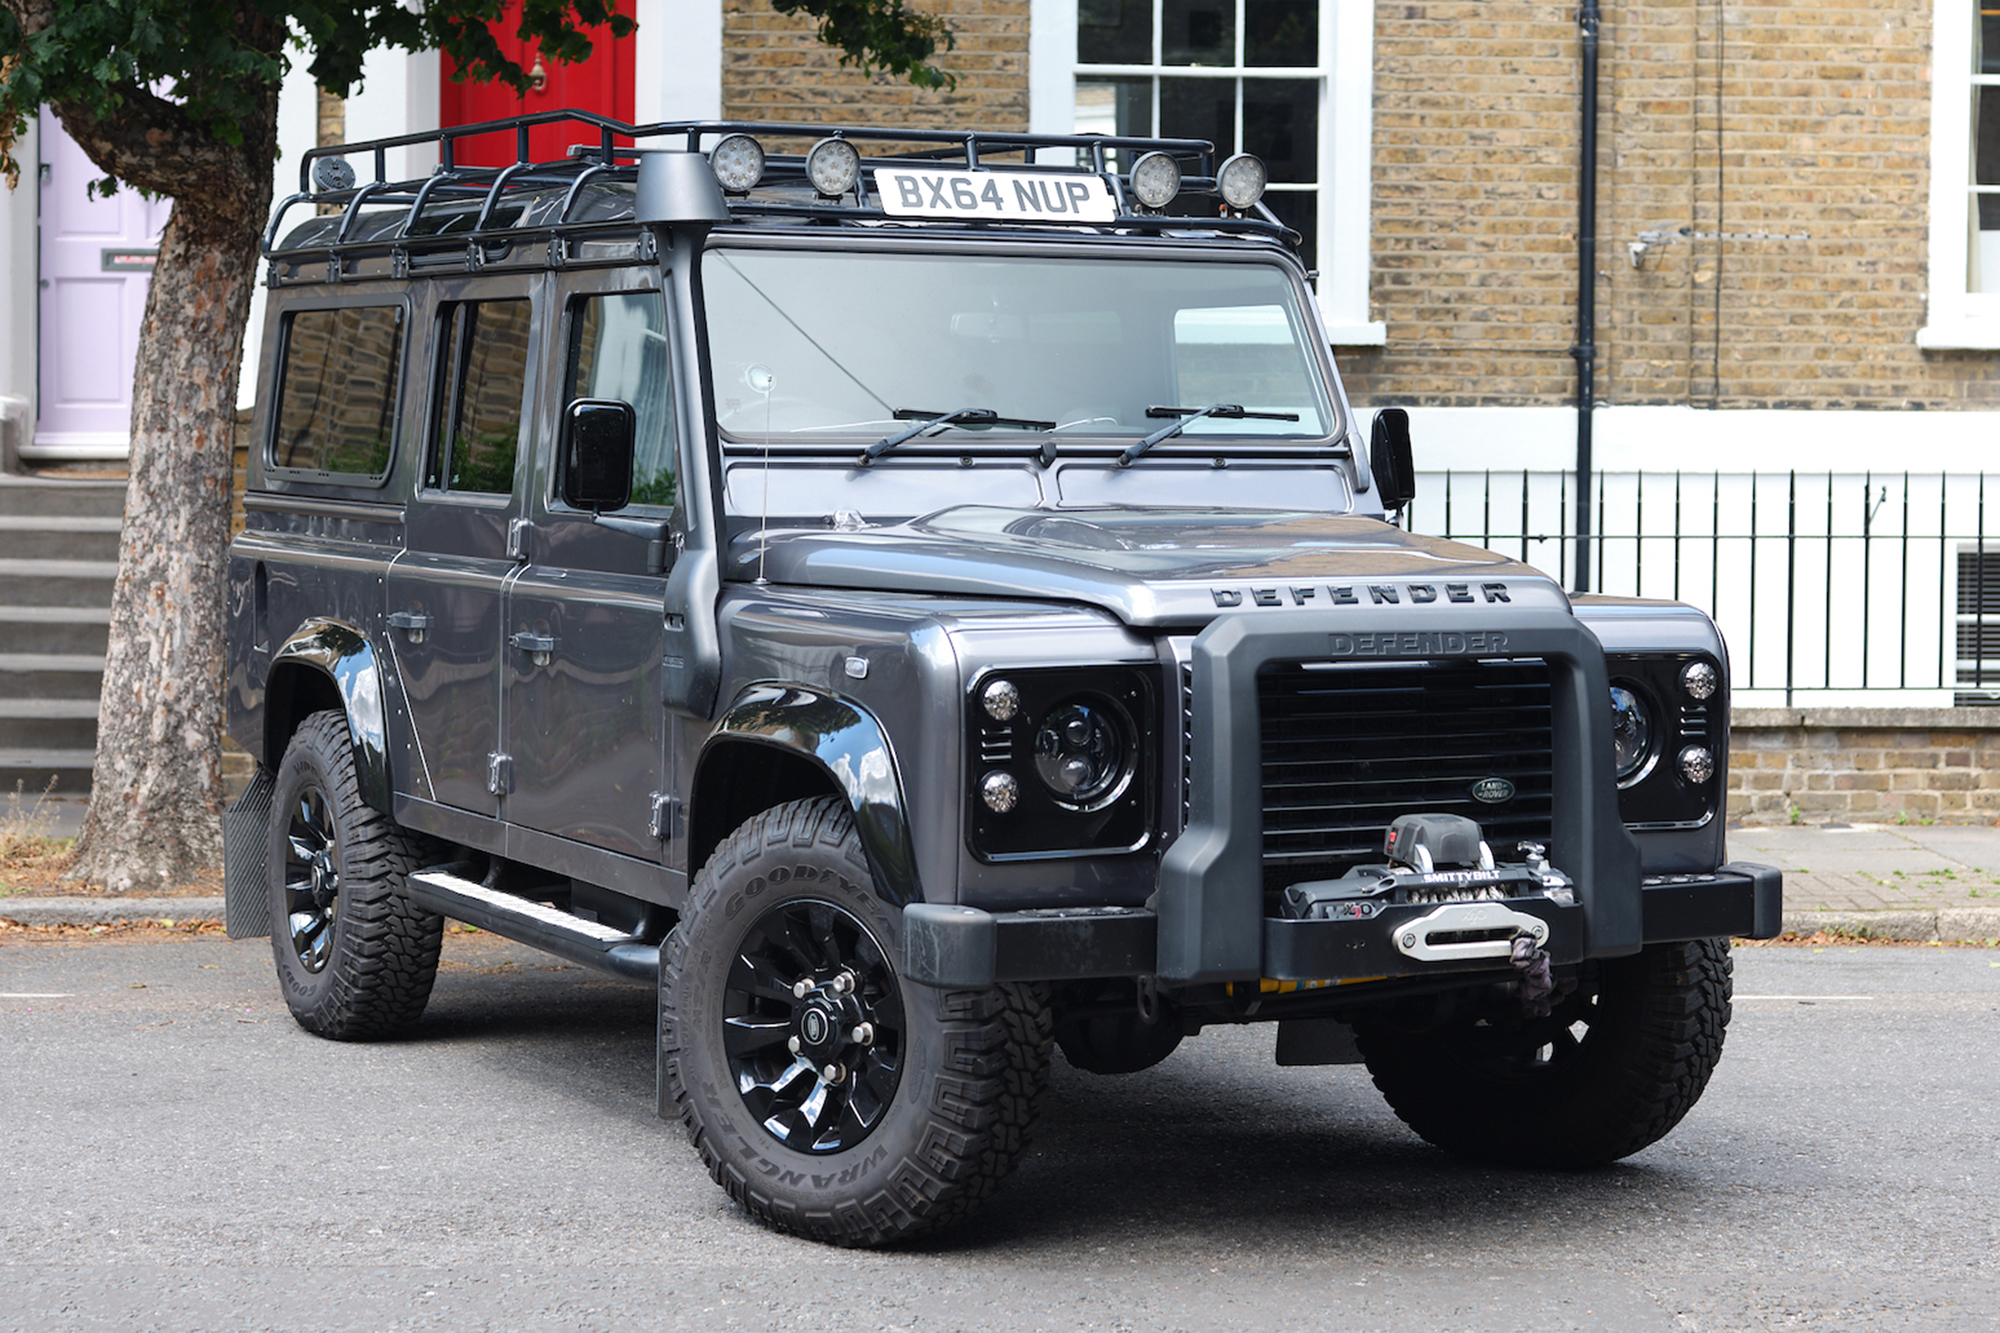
[269, 305, 405, 480]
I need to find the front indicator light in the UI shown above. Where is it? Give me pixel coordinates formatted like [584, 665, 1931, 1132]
[1679, 745, 1716, 784]
[982, 678, 1021, 721]
[1682, 659, 1719, 700]
[980, 771, 1019, 814]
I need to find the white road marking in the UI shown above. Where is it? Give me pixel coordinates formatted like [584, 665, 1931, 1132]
[1736, 994, 1874, 1001]
[0, 992, 74, 999]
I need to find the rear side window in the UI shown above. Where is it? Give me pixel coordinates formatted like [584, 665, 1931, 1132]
[270, 305, 403, 478]
[426, 298, 534, 495]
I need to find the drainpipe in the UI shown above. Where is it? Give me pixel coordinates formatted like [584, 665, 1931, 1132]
[1569, 0, 1601, 593]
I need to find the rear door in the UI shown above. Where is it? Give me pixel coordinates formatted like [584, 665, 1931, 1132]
[501, 269, 675, 857]
[386, 275, 541, 815]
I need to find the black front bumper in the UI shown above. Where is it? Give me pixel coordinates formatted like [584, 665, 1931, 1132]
[902, 861, 1782, 988]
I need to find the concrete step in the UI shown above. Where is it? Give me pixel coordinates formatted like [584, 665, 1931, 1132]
[0, 475, 126, 520]
[0, 653, 105, 700]
[0, 698, 98, 751]
[0, 606, 111, 657]
[0, 558, 119, 609]
[0, 747, 94, 794]
[0, 515, 122, 562]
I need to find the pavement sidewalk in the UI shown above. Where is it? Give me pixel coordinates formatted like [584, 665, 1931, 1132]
[5, 821, 2000, 941]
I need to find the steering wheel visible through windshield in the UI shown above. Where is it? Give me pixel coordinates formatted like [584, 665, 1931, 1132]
[702, 247, 1338, 448]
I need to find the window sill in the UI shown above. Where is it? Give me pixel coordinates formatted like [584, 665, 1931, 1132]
[1324, 320, 1387, 347]
[1916, 319, 2000, 350]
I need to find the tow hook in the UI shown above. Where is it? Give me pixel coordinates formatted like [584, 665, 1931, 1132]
[1511, 933, 1555, 1016]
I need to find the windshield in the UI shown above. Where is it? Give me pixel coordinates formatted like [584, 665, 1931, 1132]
[704, 248, 1337, 446]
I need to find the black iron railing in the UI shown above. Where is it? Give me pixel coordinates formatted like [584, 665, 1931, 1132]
[1410, 471, 2000, 706]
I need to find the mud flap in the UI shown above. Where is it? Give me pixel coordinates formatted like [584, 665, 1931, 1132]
[222, 768, 275, 939]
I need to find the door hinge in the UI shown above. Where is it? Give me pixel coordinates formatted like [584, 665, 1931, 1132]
[387, 610, 433, 643]
[486, 752, 513, 796]
[649, 792, 681, 841]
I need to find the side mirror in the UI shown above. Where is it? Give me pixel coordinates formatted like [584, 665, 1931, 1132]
[1370, 407, 1416, 512]
[562, 399, 636, 513]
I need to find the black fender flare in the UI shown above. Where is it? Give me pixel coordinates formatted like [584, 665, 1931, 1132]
[268, 618, 393, 814]
[697, 684, 920, 907]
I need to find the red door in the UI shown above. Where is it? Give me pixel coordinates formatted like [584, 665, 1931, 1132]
[440, 0, 636, 167]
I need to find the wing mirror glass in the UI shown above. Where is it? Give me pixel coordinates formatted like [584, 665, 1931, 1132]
[1370, 407, 1416, 512]
[562, 399, 636, 513]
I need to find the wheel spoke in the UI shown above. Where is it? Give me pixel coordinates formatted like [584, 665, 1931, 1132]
[729, 949, 800, 1004]
[722, 1016, 792, 1060]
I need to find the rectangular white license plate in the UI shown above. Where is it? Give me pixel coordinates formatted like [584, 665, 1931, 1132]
[874, 168, 1117, 223]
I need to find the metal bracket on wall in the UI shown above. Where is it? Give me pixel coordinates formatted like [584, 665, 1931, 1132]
[1628, 224, 1812, 269]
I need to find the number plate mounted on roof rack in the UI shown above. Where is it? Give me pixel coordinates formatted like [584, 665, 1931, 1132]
[874, 168, 1117, 223]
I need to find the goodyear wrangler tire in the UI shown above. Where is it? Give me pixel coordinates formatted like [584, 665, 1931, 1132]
[266, 710, 444, 1040]
[661, 796, 1053, 1247]
[1354, 938, 1734, 1168]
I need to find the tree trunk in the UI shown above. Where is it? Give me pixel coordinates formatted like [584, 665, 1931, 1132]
[63, 193, 269, 891]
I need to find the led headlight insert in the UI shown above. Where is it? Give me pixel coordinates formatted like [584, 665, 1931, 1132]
[1216, 153, 1268, 210]
[806, 137, 861, 198]
[1609, 684, 1655, 785]
[1129, 151, 1182, 209]
[1032, 698, 1132, 808]
[709, 133, 766, 192]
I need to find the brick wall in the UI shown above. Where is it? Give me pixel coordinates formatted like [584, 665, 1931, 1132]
[1341, 0, 2000, 411]
[1729, 709, 2000, 824]
[721, 0, 1029, 131]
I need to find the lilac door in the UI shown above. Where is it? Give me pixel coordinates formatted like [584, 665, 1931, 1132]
[35, 109, 170, 459]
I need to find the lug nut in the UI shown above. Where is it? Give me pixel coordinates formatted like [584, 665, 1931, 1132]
[792, 979, 814, 999]
[787, 1035, 802, 1054]
[851, 1022, 874, 1045]
[821, 1063, 844, 1083]
[830, 972, 855, 996]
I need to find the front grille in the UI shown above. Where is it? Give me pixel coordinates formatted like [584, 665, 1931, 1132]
[1258, 658, 1555, 892]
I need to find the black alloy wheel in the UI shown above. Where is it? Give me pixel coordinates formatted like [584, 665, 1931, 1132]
[281, 785, 342, 973]
[724, 898, 906, 1154]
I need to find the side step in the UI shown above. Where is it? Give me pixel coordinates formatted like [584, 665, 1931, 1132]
[407, 864, 660, 984]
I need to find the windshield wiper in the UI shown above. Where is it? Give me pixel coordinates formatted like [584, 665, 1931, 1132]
[859, 407, 1058, 466]
[1117, 403, 1302, 467]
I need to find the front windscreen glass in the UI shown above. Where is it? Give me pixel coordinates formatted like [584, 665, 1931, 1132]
[703, 248, 1335, 446]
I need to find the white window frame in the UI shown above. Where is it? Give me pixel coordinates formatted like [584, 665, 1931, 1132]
[1919, 0, 2000, 349]
[1030, 0, 1383, 345]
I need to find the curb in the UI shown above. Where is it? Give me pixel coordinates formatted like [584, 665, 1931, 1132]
[1780, 907, 2000, 943]
[0, 896, 224, 928]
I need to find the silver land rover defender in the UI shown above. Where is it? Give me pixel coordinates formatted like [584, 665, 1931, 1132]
[224, 112, 1781, 1246]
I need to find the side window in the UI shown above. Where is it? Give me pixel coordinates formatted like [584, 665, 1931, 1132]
[426, 298, 534, 495]
[270, 305, 402, 478]
[566, 291, 676, 510]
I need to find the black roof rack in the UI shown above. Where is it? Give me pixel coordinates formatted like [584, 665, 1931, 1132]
[264, 110, 1298, 265]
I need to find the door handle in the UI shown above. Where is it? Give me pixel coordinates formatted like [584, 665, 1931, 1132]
[509, 631, 559, 666]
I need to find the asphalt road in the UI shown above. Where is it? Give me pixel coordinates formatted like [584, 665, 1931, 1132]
[2, 933, 1996, 1333]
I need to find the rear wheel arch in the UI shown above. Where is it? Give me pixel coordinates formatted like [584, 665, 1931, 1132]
[263, 619, 393, 813]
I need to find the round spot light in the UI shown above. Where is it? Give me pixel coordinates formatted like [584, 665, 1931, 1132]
[980, 771, 1020, 814]
[1129, 151, 1181, 209]
[1678, 745, 1716, 785]
[982, 678, 1021, 722]
[709, 133, 765, 193]
[806, 137, 861, 198]
[1681, 659, 1719, 701]
[1216, 153, 1268, 210]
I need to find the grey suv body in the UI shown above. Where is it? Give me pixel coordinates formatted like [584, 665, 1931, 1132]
[224, 114, 1780, 1245]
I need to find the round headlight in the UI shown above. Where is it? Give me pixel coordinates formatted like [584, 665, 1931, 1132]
[980, 771, 1020, 814]
[806, 137, 861, 198]
[982, 678, 1021, 722]
[1032, 699, 1131, 807]
[1681, 659, 1719, 701]
[1679, 745, 1716, 785]
[1216, 153, 1268, 210]
[709, 133, 765, 192]
[1609, 684, 1654, 784]
[1129, 151, 1181, 209]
